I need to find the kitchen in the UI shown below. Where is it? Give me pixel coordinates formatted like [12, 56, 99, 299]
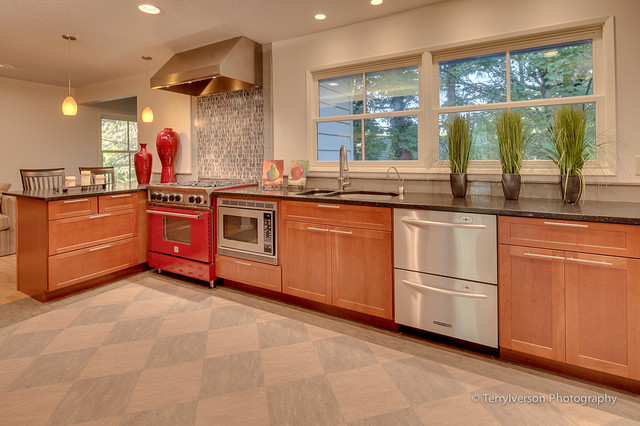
[2, 0, 640, 424]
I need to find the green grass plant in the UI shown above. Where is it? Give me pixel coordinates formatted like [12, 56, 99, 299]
[495, 110, 526, 174]
[445, 114, 472, 173]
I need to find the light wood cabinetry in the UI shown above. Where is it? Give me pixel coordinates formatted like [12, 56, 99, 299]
[215, 254, 282, 292]
[17, 191, 147, 300]
[281, 201, 393, 320]
[499, 216, 640, 381]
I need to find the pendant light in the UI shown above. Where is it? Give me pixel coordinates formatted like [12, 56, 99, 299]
[61, 35, 78, 116]
[141, 56, 154, 123]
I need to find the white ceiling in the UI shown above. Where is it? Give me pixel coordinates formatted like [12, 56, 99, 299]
[0, 0, 445, 88]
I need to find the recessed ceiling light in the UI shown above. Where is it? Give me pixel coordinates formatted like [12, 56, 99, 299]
[371, 0, 383, 5]
[138, 4, 160, 14]
[315, 13, 326, 21]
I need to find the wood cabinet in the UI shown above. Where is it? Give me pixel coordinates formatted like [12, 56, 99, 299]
[215, 254, 282, 292]
[499, 216, 640, 381]
[281, 201, 393, 320]
[17, 191, 147, 300]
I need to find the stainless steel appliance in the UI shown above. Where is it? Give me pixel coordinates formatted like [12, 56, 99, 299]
[394, 209, 498, 349]
[147, 179, 256, 287]
[217, 197, 277, 265]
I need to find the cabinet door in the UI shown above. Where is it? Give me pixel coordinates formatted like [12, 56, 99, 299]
[499, 244, 565, 361]
[565, 254, 640, 379]
[331, 225, 393, 319]
[281, 220, 332, 303]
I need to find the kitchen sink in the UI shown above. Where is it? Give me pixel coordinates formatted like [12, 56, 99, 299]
[294, 188, 336, 196]
[326, 190, 400, 201]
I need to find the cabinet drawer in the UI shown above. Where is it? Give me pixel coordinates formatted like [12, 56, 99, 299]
[48, 197, 98, 220]
[281, 200, 392, 231]
[498, 216, 640, 258]
[48, 209, 138, 255]
[99, 192, 137, 212]
[215, 254, 282, 292]
[48, 238, 137, 291]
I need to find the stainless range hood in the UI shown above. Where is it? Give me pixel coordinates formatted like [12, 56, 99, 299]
[151, 36, 262, 96]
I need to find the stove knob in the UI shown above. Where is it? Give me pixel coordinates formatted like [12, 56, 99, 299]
[162, 195, 169, 202]
[175, 194, 183, 202]
[150, 193, 157, 200]
[169, 194, 176, 202]
[188, 195, 195, 203]
[195, 196, 203, 204]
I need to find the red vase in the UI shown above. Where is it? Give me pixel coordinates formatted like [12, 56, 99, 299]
[134, 143, 152, 184]
[156, 128, 179, 183]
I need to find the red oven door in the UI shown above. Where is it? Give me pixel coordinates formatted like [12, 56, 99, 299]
[147, 206, 212, 263]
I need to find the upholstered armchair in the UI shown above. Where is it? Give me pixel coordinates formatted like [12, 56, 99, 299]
[0, 183, 16, 256]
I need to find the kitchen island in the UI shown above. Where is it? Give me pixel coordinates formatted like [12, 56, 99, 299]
[7, 184, 148, 302]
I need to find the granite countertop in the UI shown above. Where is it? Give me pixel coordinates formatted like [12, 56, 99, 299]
[4, 183, 147, 201]
[215, 186, 640, 225]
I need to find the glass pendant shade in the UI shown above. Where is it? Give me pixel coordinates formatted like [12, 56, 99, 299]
[62, 95, 78, 116]
[141, 106, 154, 122]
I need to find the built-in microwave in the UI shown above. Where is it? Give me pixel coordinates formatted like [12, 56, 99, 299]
[216, 198, 277, 265]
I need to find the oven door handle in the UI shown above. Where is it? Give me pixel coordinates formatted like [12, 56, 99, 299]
[147, 210, 203, 219]
[401, 279, 489, 299]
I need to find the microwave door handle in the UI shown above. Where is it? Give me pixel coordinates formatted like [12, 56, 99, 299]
[401, 279, 488, 299]
[147, 210, 203, 219]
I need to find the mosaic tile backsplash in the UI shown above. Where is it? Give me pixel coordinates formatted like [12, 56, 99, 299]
[197, 87, 264, 179]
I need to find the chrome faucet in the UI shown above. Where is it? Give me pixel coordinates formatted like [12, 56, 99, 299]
[386, 166, 404, 195]
[338, 145, 351, 191]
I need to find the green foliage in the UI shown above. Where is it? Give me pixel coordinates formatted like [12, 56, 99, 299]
[544, 105, 590, 175]
[495, 110, 526, 174]
[444, 114, 472, 173]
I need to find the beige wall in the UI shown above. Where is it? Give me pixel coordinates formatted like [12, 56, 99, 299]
[0, 77, 97, 190]
[77, 73, 193, 178]
[271, 0, 640, 182]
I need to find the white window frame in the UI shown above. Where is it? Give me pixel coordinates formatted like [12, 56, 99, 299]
[307, 54, 426, 175]
[99, 114, 138, 184]
[428, 16, 616, 178]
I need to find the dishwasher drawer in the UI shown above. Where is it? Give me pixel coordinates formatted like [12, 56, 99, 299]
[394, 269, 498, 348]
[394, 209, 497, 284]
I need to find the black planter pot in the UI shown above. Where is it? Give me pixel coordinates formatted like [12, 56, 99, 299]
[450, 173, 467, 198]
[501, 173, 521, 200]
[561, 174, 582, 203]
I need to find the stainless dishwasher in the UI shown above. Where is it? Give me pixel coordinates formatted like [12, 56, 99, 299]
[394, 209, 498, 348]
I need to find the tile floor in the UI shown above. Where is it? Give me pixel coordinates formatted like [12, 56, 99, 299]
[0, 271, 639, 425]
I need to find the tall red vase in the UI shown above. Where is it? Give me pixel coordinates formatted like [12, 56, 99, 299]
[156, 128, 179, 183]
[134, 143, 152, 184]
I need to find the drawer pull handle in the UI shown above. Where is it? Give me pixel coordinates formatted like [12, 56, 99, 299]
[89, 244, 112, 252]
[317, 204, 340, 209]
[110, 194, 132, 198]
[147, 210, 203, 219]
[523, 252, 565, 261]
[401, 217, 487, 229]
[543, 221, 588, 228]
[63, 198, 89, 204]
[566, 257, 613, 266]
[307, 226, 329, 232]
[401, 280, 488, 299]
[89, 213, 111, 219]
[330, 229, 352, 235]
[235, 260, 252, 266]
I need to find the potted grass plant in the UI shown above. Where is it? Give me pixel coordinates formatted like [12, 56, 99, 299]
[544, 105, 590, 203]
[495, 110, 526, 200]
[445, 114, 472, 197]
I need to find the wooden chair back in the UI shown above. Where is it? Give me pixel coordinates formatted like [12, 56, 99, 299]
[20, 168, 66, 190]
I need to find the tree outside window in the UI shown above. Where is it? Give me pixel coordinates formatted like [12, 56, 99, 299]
[100, 117, 138, 184]
[437, 39, 596, 162]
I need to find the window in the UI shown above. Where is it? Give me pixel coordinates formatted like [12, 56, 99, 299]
[432, 23, 612, 174]
[100, 116, 138, 184]
[311, 58, 421, 166]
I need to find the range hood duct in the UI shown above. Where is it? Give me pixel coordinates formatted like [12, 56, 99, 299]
[151, 36, 262, 96]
